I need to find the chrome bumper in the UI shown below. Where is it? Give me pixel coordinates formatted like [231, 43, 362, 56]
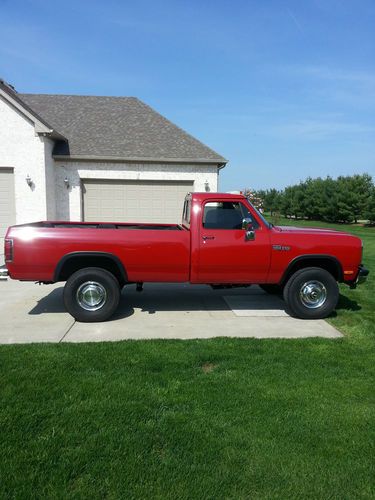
[0, 265, 9, 279]
[357, 265, 369, 285]
[349, 264, 369, 289]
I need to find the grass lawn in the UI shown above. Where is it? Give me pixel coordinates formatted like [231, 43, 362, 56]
[1, 220, 374, 499]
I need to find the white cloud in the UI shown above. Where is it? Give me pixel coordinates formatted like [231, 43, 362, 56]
[267, 119, 375, 140]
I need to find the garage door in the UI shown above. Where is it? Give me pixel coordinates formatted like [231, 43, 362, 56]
[82, 180, 194, 224]
[0, 168, 16, 257]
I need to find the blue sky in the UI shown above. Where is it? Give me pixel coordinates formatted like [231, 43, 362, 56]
[1, 0, 375, 191]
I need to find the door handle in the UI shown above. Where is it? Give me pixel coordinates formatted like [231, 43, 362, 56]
[202, 236, 215, 240]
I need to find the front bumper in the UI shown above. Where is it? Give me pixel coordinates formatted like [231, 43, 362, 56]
[349, 264, 369, 289]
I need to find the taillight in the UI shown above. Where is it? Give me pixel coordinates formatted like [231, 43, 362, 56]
[5, 239, 13, 262]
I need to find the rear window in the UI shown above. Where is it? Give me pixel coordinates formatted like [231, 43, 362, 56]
[182, 198, 191, 228]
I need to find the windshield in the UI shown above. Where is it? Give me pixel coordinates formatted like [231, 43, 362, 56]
[248, 202, 272, 229]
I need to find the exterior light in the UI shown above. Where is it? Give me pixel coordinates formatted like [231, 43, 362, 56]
[204, 180, 210, 192]
[26, 174, 33, 187]
[64, 177, 70, 189]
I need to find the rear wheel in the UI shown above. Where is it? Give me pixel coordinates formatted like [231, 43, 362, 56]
[63, 267, 120, 322]
[283, 267, 339, 319]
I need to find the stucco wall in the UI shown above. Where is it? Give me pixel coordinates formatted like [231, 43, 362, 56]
[44, 138, 56, 220]
[0, 96, 51, 223]
[54, 161, 219, 220]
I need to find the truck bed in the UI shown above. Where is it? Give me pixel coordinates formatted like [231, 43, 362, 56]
[6, 222, 190, 282]
[19, 221, 183, 230]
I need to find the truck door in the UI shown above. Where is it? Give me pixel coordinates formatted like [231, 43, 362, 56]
[197, 200, 271, 283]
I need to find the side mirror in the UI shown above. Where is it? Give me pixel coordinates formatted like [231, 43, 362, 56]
[242, 218, 253, 231]
[242, 218, 255, 241]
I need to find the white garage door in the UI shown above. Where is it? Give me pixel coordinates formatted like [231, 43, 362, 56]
[0, 168, 16, 257]
[82, 179, 194, 224]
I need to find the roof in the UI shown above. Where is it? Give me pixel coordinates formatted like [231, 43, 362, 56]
[18, 93, 227, 164]
[0, 79, 66, 140]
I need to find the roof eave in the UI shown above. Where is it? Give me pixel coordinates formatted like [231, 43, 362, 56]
[53, 154, 227, 166]
[0, 86, 67, 141]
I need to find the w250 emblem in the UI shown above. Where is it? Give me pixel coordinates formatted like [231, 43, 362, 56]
[273, 245, 291, 251]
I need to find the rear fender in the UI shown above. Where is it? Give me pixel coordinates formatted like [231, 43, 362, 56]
[54, 252, 128, 285]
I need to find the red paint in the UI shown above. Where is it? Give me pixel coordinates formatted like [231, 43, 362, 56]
[4, 193, 364, 286]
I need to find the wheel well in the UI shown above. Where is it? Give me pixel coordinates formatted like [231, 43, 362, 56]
[55, 253, 127, 286]
[281, 256, 343, 285]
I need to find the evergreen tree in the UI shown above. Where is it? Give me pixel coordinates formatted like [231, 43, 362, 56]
[364, 186, 375, 224]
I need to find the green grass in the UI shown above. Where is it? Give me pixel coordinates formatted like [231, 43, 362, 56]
[1, 221, 374, 499]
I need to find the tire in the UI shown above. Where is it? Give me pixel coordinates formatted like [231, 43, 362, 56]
[63, 267, 120, 322]
[259, 284, 283, 295]
[283, 267, 339, 319]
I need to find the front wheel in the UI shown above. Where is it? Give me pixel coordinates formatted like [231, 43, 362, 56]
[283, 267, 339, 319]
[63, 267, 120, 322]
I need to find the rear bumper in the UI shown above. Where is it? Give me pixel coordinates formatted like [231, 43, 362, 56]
[349, 264, 369, 289]
[0, 265, 9, 279]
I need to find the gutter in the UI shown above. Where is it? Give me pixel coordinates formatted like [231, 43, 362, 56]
[53, 154, 228, 166]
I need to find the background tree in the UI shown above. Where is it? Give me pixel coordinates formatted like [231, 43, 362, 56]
[262, 189, 281, 216]
[334, 175, 371, 223]
[244, 173, 374, 224]
[364, 185, 375, 224]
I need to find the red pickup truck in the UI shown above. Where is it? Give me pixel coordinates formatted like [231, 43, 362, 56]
[3, 192, 368, 322]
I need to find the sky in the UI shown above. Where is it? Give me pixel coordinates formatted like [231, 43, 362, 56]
[1, 0, 375, 191]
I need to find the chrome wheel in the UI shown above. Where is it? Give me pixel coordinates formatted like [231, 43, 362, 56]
[299, 280, 327, 309]
[76, 281, 107, 311]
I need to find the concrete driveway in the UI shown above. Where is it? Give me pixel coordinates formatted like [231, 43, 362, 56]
[0, 278, 341, 343]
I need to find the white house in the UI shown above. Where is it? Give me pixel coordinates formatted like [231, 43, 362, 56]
[0, 79, 227, 251]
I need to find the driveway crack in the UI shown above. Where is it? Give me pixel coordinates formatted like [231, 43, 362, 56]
[59, 320, 76, 343]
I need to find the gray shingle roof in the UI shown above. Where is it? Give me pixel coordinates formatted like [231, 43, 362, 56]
[0, 79, 64, 139]
[19, 93, 226, 164]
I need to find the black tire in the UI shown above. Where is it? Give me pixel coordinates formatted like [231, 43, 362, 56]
[63, 267, 120, 322]
[283, 267, 339, 319]
[259, 284, 283, 295]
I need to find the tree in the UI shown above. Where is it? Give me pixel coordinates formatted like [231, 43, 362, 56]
[364, 186, 375, 224]
[243, 174, 374, 223]
[263, 189, 281, 215]
[335, 174, 372, 223]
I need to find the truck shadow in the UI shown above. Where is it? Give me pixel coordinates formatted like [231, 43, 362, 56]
[120, 284, 286, 315]
[29, 287, 66, 314]
[27, 284, 361, 319]
[335, 294, 361, 312]
[28, 284, 283, 318]
[28, 287, 135, 320]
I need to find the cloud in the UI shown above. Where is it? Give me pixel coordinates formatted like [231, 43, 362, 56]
[301, 66, 375, 86]
[285, 8, 305, 35]
[266, 119, 375, 140]
[279, 64, 375, 107]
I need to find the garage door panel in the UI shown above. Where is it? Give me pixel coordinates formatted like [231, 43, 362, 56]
[83, 180, 194, 224]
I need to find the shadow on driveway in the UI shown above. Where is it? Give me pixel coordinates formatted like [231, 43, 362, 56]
[27, 283, 361, 320]
[29, 286, 135, 321]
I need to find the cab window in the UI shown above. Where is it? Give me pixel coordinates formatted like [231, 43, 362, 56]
[203, 202, 259, 230]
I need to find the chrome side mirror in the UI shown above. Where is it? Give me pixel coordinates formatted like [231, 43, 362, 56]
[242, 218, 253, 230]
[242, 218, 255, 241]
